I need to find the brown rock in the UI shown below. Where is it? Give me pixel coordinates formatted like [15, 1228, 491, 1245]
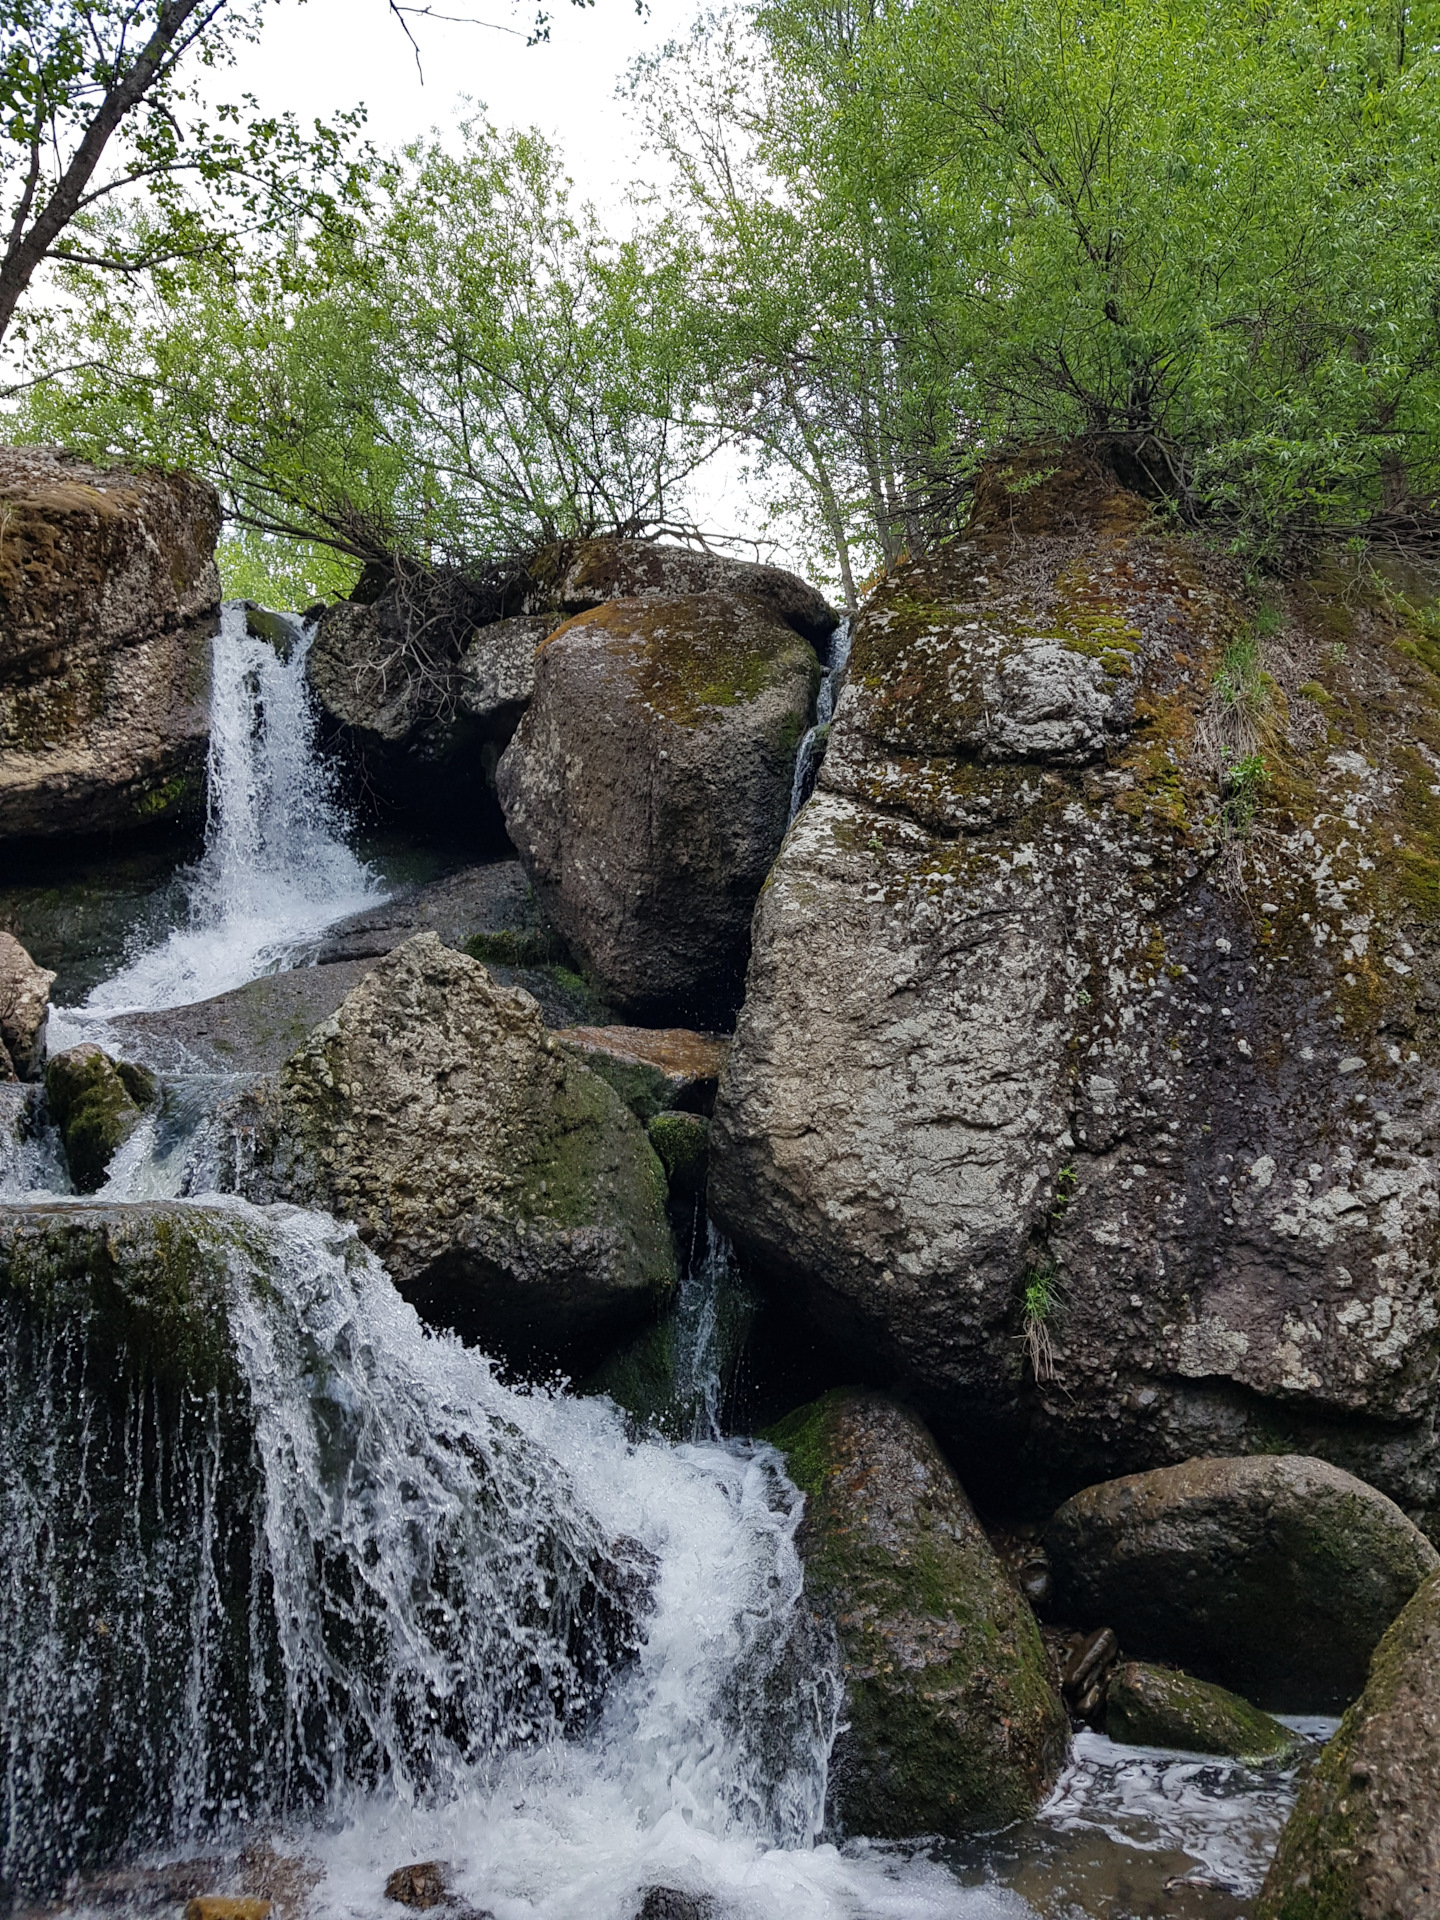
[0, 931, 54, 1081]
[0, 446, 219, 840]
[384, 1863, 450, 1910]
[1257, 1567, 1440, 1918]
[220, 934, 677, 1367]
[184, 1900, 271, 1920]
[497, 593, 819, 1024]
[552, 1025, 730, 1118]
[546, 536, 839, 646]
[1046, 1454, 1439, 1711]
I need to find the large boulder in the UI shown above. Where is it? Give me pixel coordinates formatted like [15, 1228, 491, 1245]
[765, 1389, 1068, 1837]
[1258, 1568, 1440, 1919]
[0, 931, 55, 1081]
[497, 593, 820, 1024]
[219, 934, 676, 1367]
[0, 447, 219, 840]
[551, 1026, 730, 1120]
[1046, 1454, 1439, 1711]
[538, 537, 839, 647]
[709, 450, 1440, 1532]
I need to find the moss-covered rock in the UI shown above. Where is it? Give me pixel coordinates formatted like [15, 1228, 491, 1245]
[646, 1113, 709, 1202]
[220, 934, 676, 1370]
[1257, 1568, 1440, 1919]
[1106, 1660, 1304, 1764]
[540, 536, 839, 647]
[1047, 1454, 1439, 1712]
[45, 1043, 157, 1193]
[496, 592, 821, 1025]
[765, 1389, 1068, 1837]
[0, 446, 219, 842]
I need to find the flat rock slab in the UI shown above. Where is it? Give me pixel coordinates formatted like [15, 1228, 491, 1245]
[552, 1026, 730, 1118]
[1105, 1659, 1303, 1764]
[305, 863, 534, 964]
[108, 961, 376, 1077]
[1258, 1567, 1440, 1919]
[1047, 1454, 1439, 1711]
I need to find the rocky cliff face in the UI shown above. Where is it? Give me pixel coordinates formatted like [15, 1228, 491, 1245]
[710, 453, 1440, 1533]
[0, 447, 220, 840]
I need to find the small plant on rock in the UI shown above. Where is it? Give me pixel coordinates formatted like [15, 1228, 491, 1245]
[1021, 1258, 1061, 1384]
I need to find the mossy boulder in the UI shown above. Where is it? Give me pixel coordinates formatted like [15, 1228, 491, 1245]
[542, 536, 839, 647]
[646, 1113, 709, 1202]
[220, 934, 676, 1369]
[1047, 1454, 1439, 1712]
[1257, 1568, 1440, 1919]
[0, 446, 218, 841]
[765, 1389, 1069, 1837]
[1106, 1660, 1304, 1764]
[45, 1043, 157, 1193]
[496, 592, 820, 1025]
[710, 449, 1440, 1530]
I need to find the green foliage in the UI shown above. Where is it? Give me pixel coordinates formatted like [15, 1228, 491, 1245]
[13, 116, 719, 570]
[1021, 1256, 1060, 1382]
[217, 529, 360, 611]
[1221, 750, 1272, 838]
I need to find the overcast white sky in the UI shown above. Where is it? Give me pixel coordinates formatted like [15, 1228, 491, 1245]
[215, 0, 798, 569]
[224, 0, 688, 217]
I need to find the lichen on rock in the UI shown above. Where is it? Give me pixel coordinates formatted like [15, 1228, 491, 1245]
[219, 933, 677, 1369]
[710, 450, 1440, 1532]
[0, 931, 55, 1081]
[497, 592, 821, 1024]
[764, 1388, 1068, 1837]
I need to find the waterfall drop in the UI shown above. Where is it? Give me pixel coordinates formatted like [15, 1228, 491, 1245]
[71, 605, 380, 1022]
[787, 618, 852, 826]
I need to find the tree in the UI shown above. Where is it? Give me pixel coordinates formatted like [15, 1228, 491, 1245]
[15, 118, 719, 587]
[0, 1, 372, 355]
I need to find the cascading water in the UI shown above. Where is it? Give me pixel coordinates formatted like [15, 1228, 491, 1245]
[58, 604, 380, 1029]
[788, 618, 852, 825]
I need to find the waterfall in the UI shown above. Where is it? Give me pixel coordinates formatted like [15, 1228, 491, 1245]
[69, 605, 380, 1022]
[788, 618, 852, 825]
[0, 1202, 840, 1904]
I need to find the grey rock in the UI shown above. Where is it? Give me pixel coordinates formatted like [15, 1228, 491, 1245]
[0, 447, 219, 841]
[456, 615, 551, 726]
[765, 1389, 1068, 1837]
[1047, 1454, 1440, 1711]
[550, 1026, 730, 1120]
[304, 863, 536, 965]
[1257, 1567, 1440, 1919]
[106, 961, 378, 1078]
[0, 931, 55, 1081]
[219, 934, 677, 1368]
[497, 592, 819, 1024]
[545, 536, 839, 646]
[709, 456, 1440, 1532]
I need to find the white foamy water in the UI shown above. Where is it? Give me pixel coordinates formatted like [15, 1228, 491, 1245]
[55, 604, 379, 1032]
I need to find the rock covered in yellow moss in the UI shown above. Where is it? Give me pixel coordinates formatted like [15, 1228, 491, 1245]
[497, 592, 820, 1024]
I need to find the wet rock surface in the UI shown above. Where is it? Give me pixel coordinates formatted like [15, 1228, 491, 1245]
[498, 592, 819, 1024]
[107, 960, 378, 1078]
[0, 932, 55, 1081]
[0, 447, 220, 840]
[45, 1043, 156, 1193]
[765, 1388, 1068, 1837]
[221, 934, 677, 1368]
[709, 454, 1440, 1529]
[1258, 1567, 1440, 1919]
[552, 1025, 730, 1119]
[1047, 1454, 1439, 1711]
[1106, 1660, 1304, 1764]
[304, 862, 535, 965]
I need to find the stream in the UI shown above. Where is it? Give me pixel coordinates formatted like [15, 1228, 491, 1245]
[1, 607, 1331, 1920]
